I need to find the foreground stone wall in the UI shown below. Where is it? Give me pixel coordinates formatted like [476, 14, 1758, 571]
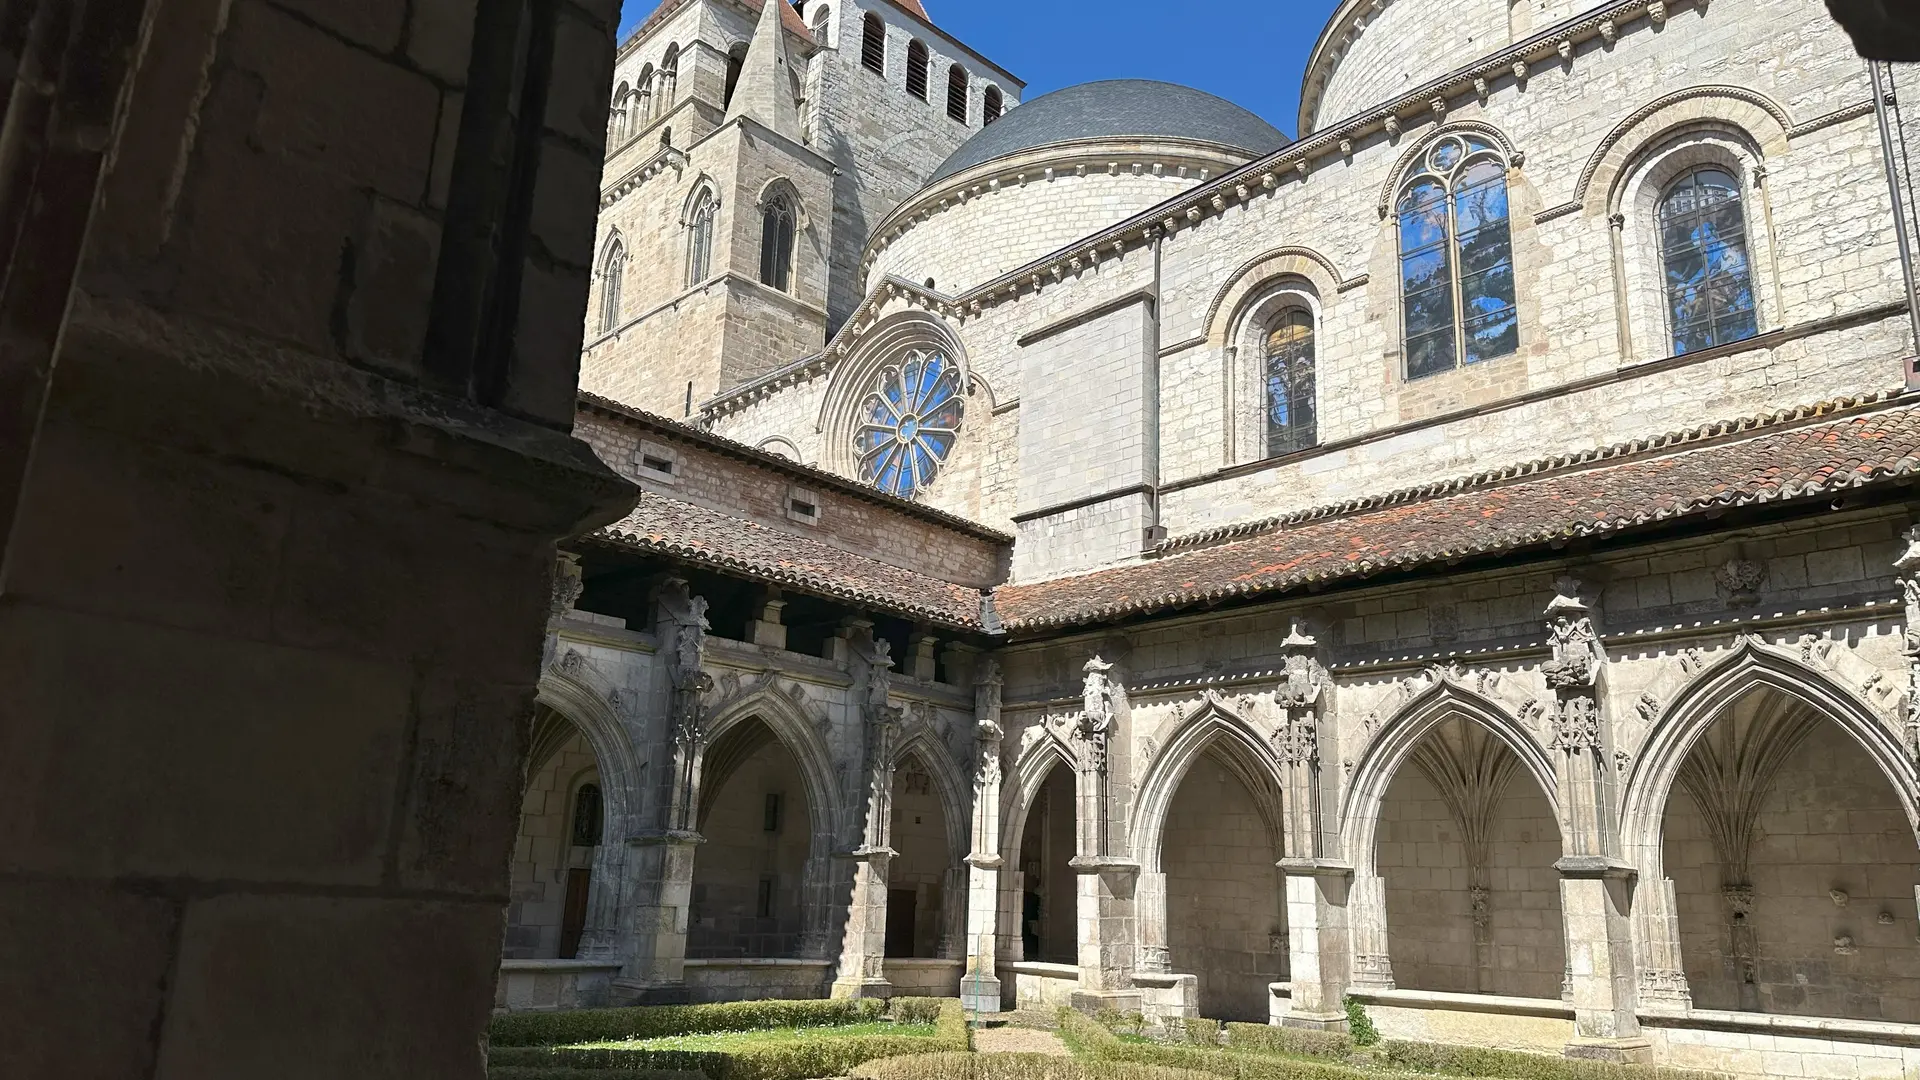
[2, 0, 637, 1076]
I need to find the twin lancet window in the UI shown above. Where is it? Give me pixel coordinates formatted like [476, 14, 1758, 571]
[760, 196, 795, 293]
[1396, 134, 1519, 378]
[855, 349, 964, 500]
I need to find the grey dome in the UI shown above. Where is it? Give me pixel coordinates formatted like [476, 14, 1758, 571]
[928, 80, 1288, 185]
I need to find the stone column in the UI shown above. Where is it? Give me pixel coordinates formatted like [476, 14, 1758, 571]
[1347, 873, 1396, 991]
[1542, 577, 1647, 1060]
[612, 578, 710, 1004]
[830, 627, 898, 999]
[961, 660, 1007, 1012]
[1271, 618, 1353, 1028]
[1633, 876, 1693, 1014]
[1069, 655, 1142, 1013]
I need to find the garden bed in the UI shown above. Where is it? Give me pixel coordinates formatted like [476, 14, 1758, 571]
[486, 997, 968, 1080]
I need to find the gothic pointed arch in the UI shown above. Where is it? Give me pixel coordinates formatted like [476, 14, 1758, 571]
[896, 723, 973, 867]
[1340, 677, 1562, 869]
[1129, 693, 1286, 873]
[705, 686, 843, 848]
[999, 723, 1076, 856]
[1620, 635, 1917, 875]
[538, 655, 645, 842]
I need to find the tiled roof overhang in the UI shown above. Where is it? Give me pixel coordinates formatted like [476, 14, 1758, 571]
[994, 394, 1920, 632]
[584, 491, 988, 631]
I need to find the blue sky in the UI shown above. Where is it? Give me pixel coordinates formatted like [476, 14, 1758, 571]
[618, 1, 1347, 136]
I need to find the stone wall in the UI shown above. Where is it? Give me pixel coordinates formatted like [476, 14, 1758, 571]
[801, 0, 1021, 332]
[1306, 0, 1516, 132]
[1162, 755, 1288, 1022]
[713, 0, 1913, 586]
[690, 735, 815, 958]
[1665, 712, 1920, 1022]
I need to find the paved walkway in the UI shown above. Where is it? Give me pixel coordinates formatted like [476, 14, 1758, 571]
[974, 1026, 1072, 1056]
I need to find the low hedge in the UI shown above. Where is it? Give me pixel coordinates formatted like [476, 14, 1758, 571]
[491, 1060, 710, 1068]
[489, 998, 885, 1048]
[1223, 1023, 1352, 1060]
[489, 1069, 705, 1080]
[1059, 1009, 1397, 1080]
[1377, 1041, 1728, 1080]
[853, 1051, 1223, 1080]
[489, 999, 968, 1080]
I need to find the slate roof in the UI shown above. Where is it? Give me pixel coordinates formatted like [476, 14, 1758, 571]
[992, 395, 1920, 631]
[589, 491, 988, 630]
[928, 80, 1290, 185]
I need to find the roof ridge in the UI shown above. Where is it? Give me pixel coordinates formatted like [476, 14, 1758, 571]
[1156, 390, 1904, 556]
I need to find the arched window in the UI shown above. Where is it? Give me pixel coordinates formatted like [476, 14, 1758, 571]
[760, 193, 796, 292]
[636, 65, 654, 131]
[946, 64, 968, 123]
[599, 240, 625, 333]
[686, 190, 716, 286]
[905, 40, 929, 100]
[658, 46, 679, 111]
[855, 348, 964, 499]
[1264, 308, 1317, 456]
[1658, 166, 1758, 355]
[571, 783, 603, 846]
[861, 13, 885, 73]
[809, 3, 831, 44]
[609, 81, 630, 142]
[724, 43, 747, 108]
[1396, 133, 1518, 379]
[983, 85, 1003, 125]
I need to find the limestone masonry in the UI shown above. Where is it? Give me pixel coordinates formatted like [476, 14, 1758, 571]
[508, 1, 1920, 1074]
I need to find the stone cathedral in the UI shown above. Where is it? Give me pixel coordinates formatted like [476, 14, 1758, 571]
[502, 0, 1920, 1073]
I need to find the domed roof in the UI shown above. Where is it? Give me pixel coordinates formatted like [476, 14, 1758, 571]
[927, 79, 1289, 185]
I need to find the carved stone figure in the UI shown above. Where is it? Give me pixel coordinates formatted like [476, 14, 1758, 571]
[1078, 655, 1116, 772]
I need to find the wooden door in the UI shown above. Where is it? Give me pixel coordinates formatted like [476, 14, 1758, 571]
[559, 868, 592, 958]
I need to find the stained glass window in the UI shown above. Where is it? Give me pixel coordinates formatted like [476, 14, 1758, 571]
[855, 348, 963, 499]
[1396, 134, 1518, 379]
[571, 783, 603, 846]
[1659, 166, 1758, 355]
[1265, 308, 1317, 457]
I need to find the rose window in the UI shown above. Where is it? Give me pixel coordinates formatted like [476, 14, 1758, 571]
[854, 348, 963, 499]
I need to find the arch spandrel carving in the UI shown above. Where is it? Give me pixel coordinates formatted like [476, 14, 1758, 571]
[998, 717, 1077, 857]
[704, 685, 846, 846]
[1128, 692, 1285, 874]
[1619, 634, 1920, 867]
[1339, 677, 1565, 869]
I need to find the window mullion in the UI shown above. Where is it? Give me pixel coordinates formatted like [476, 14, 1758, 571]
[1448, 185, 1467, 369]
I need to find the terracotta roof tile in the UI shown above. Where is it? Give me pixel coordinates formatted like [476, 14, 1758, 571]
[588, 491, 986, 629]
[994, 396, 1920, 631]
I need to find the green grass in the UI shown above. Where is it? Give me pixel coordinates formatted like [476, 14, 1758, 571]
[571, 1021, 935, 1052]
